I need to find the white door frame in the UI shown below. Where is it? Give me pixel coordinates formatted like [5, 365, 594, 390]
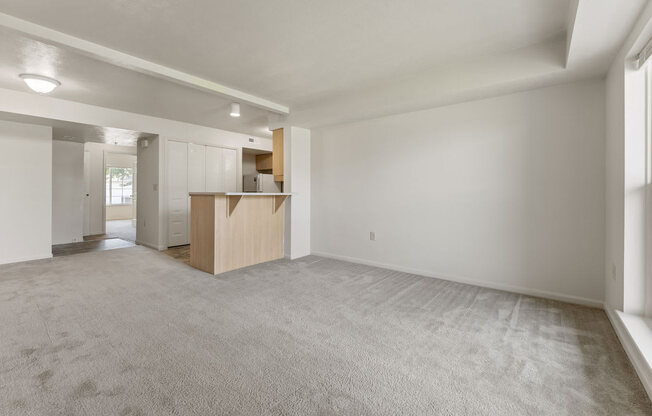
[104, 152, 137, 231]
[83, 150, 91, 236]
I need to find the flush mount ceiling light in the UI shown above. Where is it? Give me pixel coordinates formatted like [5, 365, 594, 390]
[19, 74, 61, 94]
[230, 102, 240, 117]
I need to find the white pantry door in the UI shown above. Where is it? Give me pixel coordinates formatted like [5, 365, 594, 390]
[167, 141, 189, 246]
[223, 148, 237, 192]
[205, 146, 224, 192]
[187, 143, 206, 193]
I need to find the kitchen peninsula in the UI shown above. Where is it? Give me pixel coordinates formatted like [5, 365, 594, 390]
[189, 192, 290, 274]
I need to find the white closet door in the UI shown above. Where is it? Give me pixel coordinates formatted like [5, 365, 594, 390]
[188, 143, 206, 193]
[223, 148, 237, 192]
[167, 141, 189, 246]
[205, 146, 224, 192]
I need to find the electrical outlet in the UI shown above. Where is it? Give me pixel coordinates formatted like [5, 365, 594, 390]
[611, 263, 616, 281]
[370, 231, 376, 241]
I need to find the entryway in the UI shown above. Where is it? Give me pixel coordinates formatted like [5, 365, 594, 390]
[105, 153, 137, 242]
[50, 121, 155, 257]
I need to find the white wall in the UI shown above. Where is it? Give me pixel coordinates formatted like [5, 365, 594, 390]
[283, 127, 311, 259]
[0, 120, 52, 264]
[84, 142, 136, 235]
[52, 140, 84, 244]
[106, 205, 133, 220]
[137, 137, 161, 249]
[105, 152, 137, 168]
[312, 79, 605, 306]
[605, 58, 626, 311]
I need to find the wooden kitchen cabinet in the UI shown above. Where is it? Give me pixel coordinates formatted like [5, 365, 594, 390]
[272, 128, 284, 182]
[255, 153, 273, 171]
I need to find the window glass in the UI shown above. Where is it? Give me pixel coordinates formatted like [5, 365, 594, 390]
[105, 167, 133, 206]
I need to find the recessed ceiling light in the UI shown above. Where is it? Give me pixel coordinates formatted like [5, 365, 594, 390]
[19, 74, 60, 94]
[230, 102, 240, 117]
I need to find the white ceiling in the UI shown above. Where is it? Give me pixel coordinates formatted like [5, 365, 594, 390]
[0, 26, 274, 137]
[0, 111, 155, 145]
[0, 0, 647, 131]
[0, 0, 569, 105]
[52, 124, 155, 146]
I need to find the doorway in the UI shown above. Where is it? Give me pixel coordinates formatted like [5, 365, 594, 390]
[48, 122, 154, 257]
[105, 153, 137, 242]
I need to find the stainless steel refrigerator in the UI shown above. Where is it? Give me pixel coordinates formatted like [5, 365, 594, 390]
[243, 173, 282, 193]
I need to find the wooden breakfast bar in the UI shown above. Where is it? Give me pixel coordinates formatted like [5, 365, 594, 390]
[189, 192, 290, 274]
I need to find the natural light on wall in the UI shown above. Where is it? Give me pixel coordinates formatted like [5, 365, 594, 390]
[646, 61, 652, 318]
[633, 36, 652, 318]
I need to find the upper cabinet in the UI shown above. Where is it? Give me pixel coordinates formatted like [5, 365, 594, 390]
[272, 128, 284, 182]
[255, 153, 273, 171]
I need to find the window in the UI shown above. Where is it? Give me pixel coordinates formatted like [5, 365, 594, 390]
[105, 167, 133, 206]
[647, 63, 652, 318]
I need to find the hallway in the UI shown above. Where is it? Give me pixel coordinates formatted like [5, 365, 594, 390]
[106, 219, 136, 242]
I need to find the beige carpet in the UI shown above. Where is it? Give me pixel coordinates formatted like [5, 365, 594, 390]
[105, 220, 136, 242]
[0, 246, 650, 415]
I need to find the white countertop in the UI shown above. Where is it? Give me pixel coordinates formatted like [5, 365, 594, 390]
[189, 192, 291, 196]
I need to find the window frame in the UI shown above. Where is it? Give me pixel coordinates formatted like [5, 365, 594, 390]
[646, 63, 652, 317]
[105, 166, 134, 207]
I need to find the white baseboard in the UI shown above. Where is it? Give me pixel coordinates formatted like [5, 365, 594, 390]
[136, 240, 167, 251]
[605, 308, 652, 401]
[311, 251, 604, 308]
[0, 252, 53, 266]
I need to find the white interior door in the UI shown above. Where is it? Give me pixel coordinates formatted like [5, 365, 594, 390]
[188, 143, 206, 193]
[223, 148, 237, 192]
[167, 141, 189, 246]
[83, 151, 91, 236]
[205, 146, 224, 192]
